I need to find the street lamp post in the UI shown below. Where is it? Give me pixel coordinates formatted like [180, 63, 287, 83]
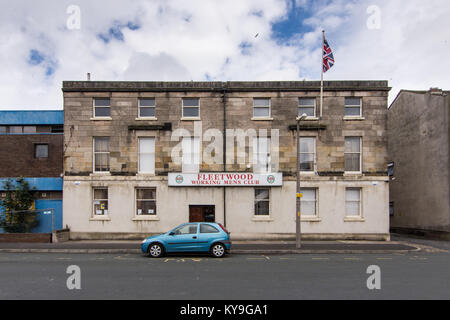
[296, 114, 307, 249]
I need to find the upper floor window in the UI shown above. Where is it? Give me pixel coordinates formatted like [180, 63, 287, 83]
[10, 126, 23, 134]
[138, 137, 155, 174]
[182, 137, 200, 173]
[344, 137, 362, 172]
[35, 144, 48, 158]
[253, 137, 271, 173]
[182, 98, 200, 118]
[253, 98, 271, 118]
[139, 98, 156, 118]
[344, 98, 362, 117]
[300, 137, 316, 172]
[94, 98, 111, 118]
[93, 137, 110, 172]
[299, 98, 316, 117]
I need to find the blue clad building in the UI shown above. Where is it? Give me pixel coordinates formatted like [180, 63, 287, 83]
[0, 110, 64, 233]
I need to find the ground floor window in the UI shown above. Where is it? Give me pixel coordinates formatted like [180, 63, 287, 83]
[301, 188, 318, 217]
[254, 188, 270, 216]
[136, 188, 156, 215]
[345, 188, 361, 217]
[93, 188, 108, 216]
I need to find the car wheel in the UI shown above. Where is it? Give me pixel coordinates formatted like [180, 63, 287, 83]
[211, 243, 226, 258]
[148, 243, 164, 258]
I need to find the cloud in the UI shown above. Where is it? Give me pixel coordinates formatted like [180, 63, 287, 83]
[0, 0, 449, 109]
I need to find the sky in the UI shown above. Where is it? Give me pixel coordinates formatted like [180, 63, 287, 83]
[0, 0, 449, 109]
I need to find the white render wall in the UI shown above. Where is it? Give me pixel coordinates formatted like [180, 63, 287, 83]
[63, 176, 389, 240]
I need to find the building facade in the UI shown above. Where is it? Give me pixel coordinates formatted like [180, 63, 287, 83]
[388, 88, 450, 235]
[63, 81, 390, 240]
[0, 111, 64, 233]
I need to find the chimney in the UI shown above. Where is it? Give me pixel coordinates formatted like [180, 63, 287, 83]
[429, 87, 443, 95]
[87, 73, 91, 81]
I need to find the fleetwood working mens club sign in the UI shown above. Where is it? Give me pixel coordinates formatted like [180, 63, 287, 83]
[168, 173, 283, 187]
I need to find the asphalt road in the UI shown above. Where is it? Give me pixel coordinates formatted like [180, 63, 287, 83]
[0, 251, 449, 300]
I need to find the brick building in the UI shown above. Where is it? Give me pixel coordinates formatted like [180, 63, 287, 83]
[0, 111, 64, 233]
[63, 81, 390, 240]
[388, 88, 450, 236]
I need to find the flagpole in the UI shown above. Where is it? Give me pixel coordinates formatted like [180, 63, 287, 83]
[320, 30, 325, 119]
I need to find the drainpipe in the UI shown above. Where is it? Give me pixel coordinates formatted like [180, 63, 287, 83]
[222, 83, 227, 227]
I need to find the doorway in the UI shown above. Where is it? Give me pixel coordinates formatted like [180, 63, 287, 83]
[189, 205, 215, 223]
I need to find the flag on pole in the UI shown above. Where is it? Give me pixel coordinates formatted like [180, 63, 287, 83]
[322, 37, 335, 73]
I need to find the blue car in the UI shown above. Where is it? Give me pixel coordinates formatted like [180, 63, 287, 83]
[141, 222, 232, 258]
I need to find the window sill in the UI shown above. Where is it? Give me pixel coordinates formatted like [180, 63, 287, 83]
[136, 173, 156, 176]
[343, 172, 363, 177]
[344, 217, 365, 222]
[135, 117, 157, 121]
[297, 116, 319, 121]
[301, 217, 322, 222]
[132, 216, 160, 221]
[300, 171, 317, 176]
[90, 216, 111, 221]
[251, 216, 274, 222]
[251, 117, 273, 121]
[343, 116, 365, 121]
[90, 117, 112, 121]
[181, 117, 201, 121]
[90, 172, 111, 176]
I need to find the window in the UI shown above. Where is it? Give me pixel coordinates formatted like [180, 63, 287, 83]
[139, 98, 156, 118]
[139, 137, 155, 174]
[299, 98, 316, 117]
[344, 97, 362, 117]
[253, 98, 271, 118]
[389, 202, 394, 217]
[173, 224, 198, 235]
[182, 98, 200, 118]
[35, 144, 48, 158]
[301, 188, 318, 217]
[345, 137, 361, 172]
[93, 188, 108, 216]
[253, 137, 271, 173]
[200, 224, 219, 233]
[388, 162, 394, 177]
[300, 137, 316, 172]
[23, 126, 36, 133]
[182, 137, 200, 173]
[254, 188, 270, 216]
[136, 188, 156, 216]
[345, 188, 361, 217]
[0, 126, 7, 134]
[10, 126, 22, 134]
[94, 137, 110, 172]
[94, 98, 111, 117]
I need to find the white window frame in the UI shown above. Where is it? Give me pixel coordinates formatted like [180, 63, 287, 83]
[92, 187, 108, 217]
[344, 137, 362, 174]
[300, 188, 318, 218]
[138, 137, 155, 174]
[182, 137, 201, 173]
[135, 187, 157, 216]
[252, 98, 272, 120]
[298, 98, 316, 119]
[345, 187, 362, 218]
[253, 137, 271, 173]
[93, 98, 111, 119]
[254, 187, 270, 217]
[138, 98, 156, 119]
[344, 97, 362, 118]
[182, 98, 200, 120]
[93, 137, 110, 173]
[300, 137, 316, 173]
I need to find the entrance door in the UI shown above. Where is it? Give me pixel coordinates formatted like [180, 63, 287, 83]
[189, 205, 215, 222]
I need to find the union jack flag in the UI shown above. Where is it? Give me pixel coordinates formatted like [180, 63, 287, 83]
[323, 38, 335, 73]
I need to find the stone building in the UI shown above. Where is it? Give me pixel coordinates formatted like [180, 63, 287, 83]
[0, 110, 64, 233]
[388, 88, 450, 236]
[62, 80, 390, 240]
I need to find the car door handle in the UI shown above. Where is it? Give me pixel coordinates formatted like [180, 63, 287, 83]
[192, 236, 197, 239]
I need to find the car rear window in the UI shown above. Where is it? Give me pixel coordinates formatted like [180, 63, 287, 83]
[200, 224, 220, 234]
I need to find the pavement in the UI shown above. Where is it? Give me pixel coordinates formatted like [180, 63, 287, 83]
[0, 233, 446, 254]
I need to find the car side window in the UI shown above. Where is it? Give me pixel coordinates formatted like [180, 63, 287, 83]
[174, 224, 198, 235]
[200, 224, 220, 234]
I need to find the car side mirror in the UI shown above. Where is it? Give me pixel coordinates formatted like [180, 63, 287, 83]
[169, 232, 175, 236]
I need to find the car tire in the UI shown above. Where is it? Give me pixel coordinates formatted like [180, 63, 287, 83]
[148, 243, 164, 258]
[210, 243, 226, 258]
